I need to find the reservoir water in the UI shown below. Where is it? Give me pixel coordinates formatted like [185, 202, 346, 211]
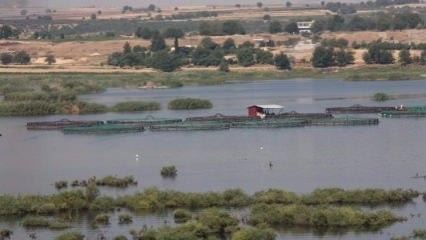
[1, 78, 426, 239]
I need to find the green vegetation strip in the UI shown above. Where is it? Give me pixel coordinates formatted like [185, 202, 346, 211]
[0, 188, 418, 216]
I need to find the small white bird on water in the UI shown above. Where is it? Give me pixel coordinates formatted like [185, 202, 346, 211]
[136, 153, 140, 162]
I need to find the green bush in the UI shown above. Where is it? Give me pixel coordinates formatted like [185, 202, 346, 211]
[22, 216, 50, 228]
[55, 232, 84, 240]
[373, 92, 390, 102]
[111, 101, 161, 112]
[248, 204, 400, 228]
[0, 101, 57, 116]
[94, 214, 110, 225]
[161, 166, 177, 177]
[168, 98, 213, 110]
[173, 209, 192, 223]
[232, 227, 276, 240]
[48, 220, 70, 230]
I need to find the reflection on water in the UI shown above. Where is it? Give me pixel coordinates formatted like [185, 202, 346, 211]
[1, 79, 426, 239]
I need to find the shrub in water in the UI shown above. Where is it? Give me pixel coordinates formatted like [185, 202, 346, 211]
[196, 208, 239, 234]
[232, 227, 276, 240]
[55, 232, 85, 240]
[161, 166, 177, 177]
[118, 213, 133, 224]
[48, 220, 70, 230]
[22, 216, 50, 228]
[0, 229, 12, 239]
[168, 98, 213, 110]
[373, 92, 390, 102]
[173, 209, 192, 223]
[55, 181, 68, 190]
[94, 214, 110, 225]
[111, 101, 161, 112]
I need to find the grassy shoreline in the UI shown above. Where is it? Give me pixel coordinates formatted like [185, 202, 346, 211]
[0, 65, 426, 93]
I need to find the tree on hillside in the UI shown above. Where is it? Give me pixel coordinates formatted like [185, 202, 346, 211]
[363, 44, 394, 64]
[236, 47, 255, 67]
[420, 50, 426, 65]
[13, 51, 31, 65]
[274, 52, 291, 70]
[149, 50, 182, 72]
[222, 20, 245, 35]
[45, 54, 56, 65]
[164, 28, 184, 53]
[0, 53, 13, 65]
[284, 22, 299, 34]
[135, 27, 153, 39]
[399, 49, 412, 66]
[269, 21, 282, 33]
[222, 38, 236, 54]
[150, 32, 167, 52]
[255, 49, 273, 64]
[0, 25, 13, 39]
[257, 2, 263, 8]
[335, 49, 354, 67]
[148, 4, 156, 11]
[311, 46, 334, 68]
[123, 42, 132, 54]
[200, 37, 219, 50]
[286, 1, 292, 7]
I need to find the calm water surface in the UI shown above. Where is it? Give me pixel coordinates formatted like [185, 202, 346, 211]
[1, 79, 426, 239]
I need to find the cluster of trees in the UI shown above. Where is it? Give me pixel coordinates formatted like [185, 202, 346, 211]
[325, 0, 419, 14]
[269, 21, 299, 34]
[311, 46, 354, 68]
[362, 43, 395, 64]
[199, 20, 246, 36]
[312, 11, 423, 33]
[108, 36, 292, 72]
[171, 11, 218, 20]
[362, 43, 426, 65]
[0, 51, 31, 65]
[0, 25, 19, 39]
[352, 39, 426, 50]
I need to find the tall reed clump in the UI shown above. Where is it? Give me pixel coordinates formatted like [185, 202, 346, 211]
[168, 98, 213, 110]
[110, 101, 161, 112]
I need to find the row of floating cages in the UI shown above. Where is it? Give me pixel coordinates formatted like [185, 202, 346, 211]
[63, 124, 145, 134]
[380, 106, 426, 118]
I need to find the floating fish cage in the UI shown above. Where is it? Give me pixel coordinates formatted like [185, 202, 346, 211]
[326, 105, 396, 114]
[27, 119, 104, 130]
[310, 117, 379, 126]
[185, 113, 254, 123]
[380, 106, 426, 118]
[272, 112, 333, 119]
[150, 122, 231, 131]
[107, 116, 182, 126]
[63, 124, 145, 134]
[231, 119, 307, 128]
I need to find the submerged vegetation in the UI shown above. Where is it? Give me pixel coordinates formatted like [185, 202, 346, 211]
[168, 98, 213, 110]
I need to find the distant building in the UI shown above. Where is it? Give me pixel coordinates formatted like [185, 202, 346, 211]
[297, 21, 315, 34]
